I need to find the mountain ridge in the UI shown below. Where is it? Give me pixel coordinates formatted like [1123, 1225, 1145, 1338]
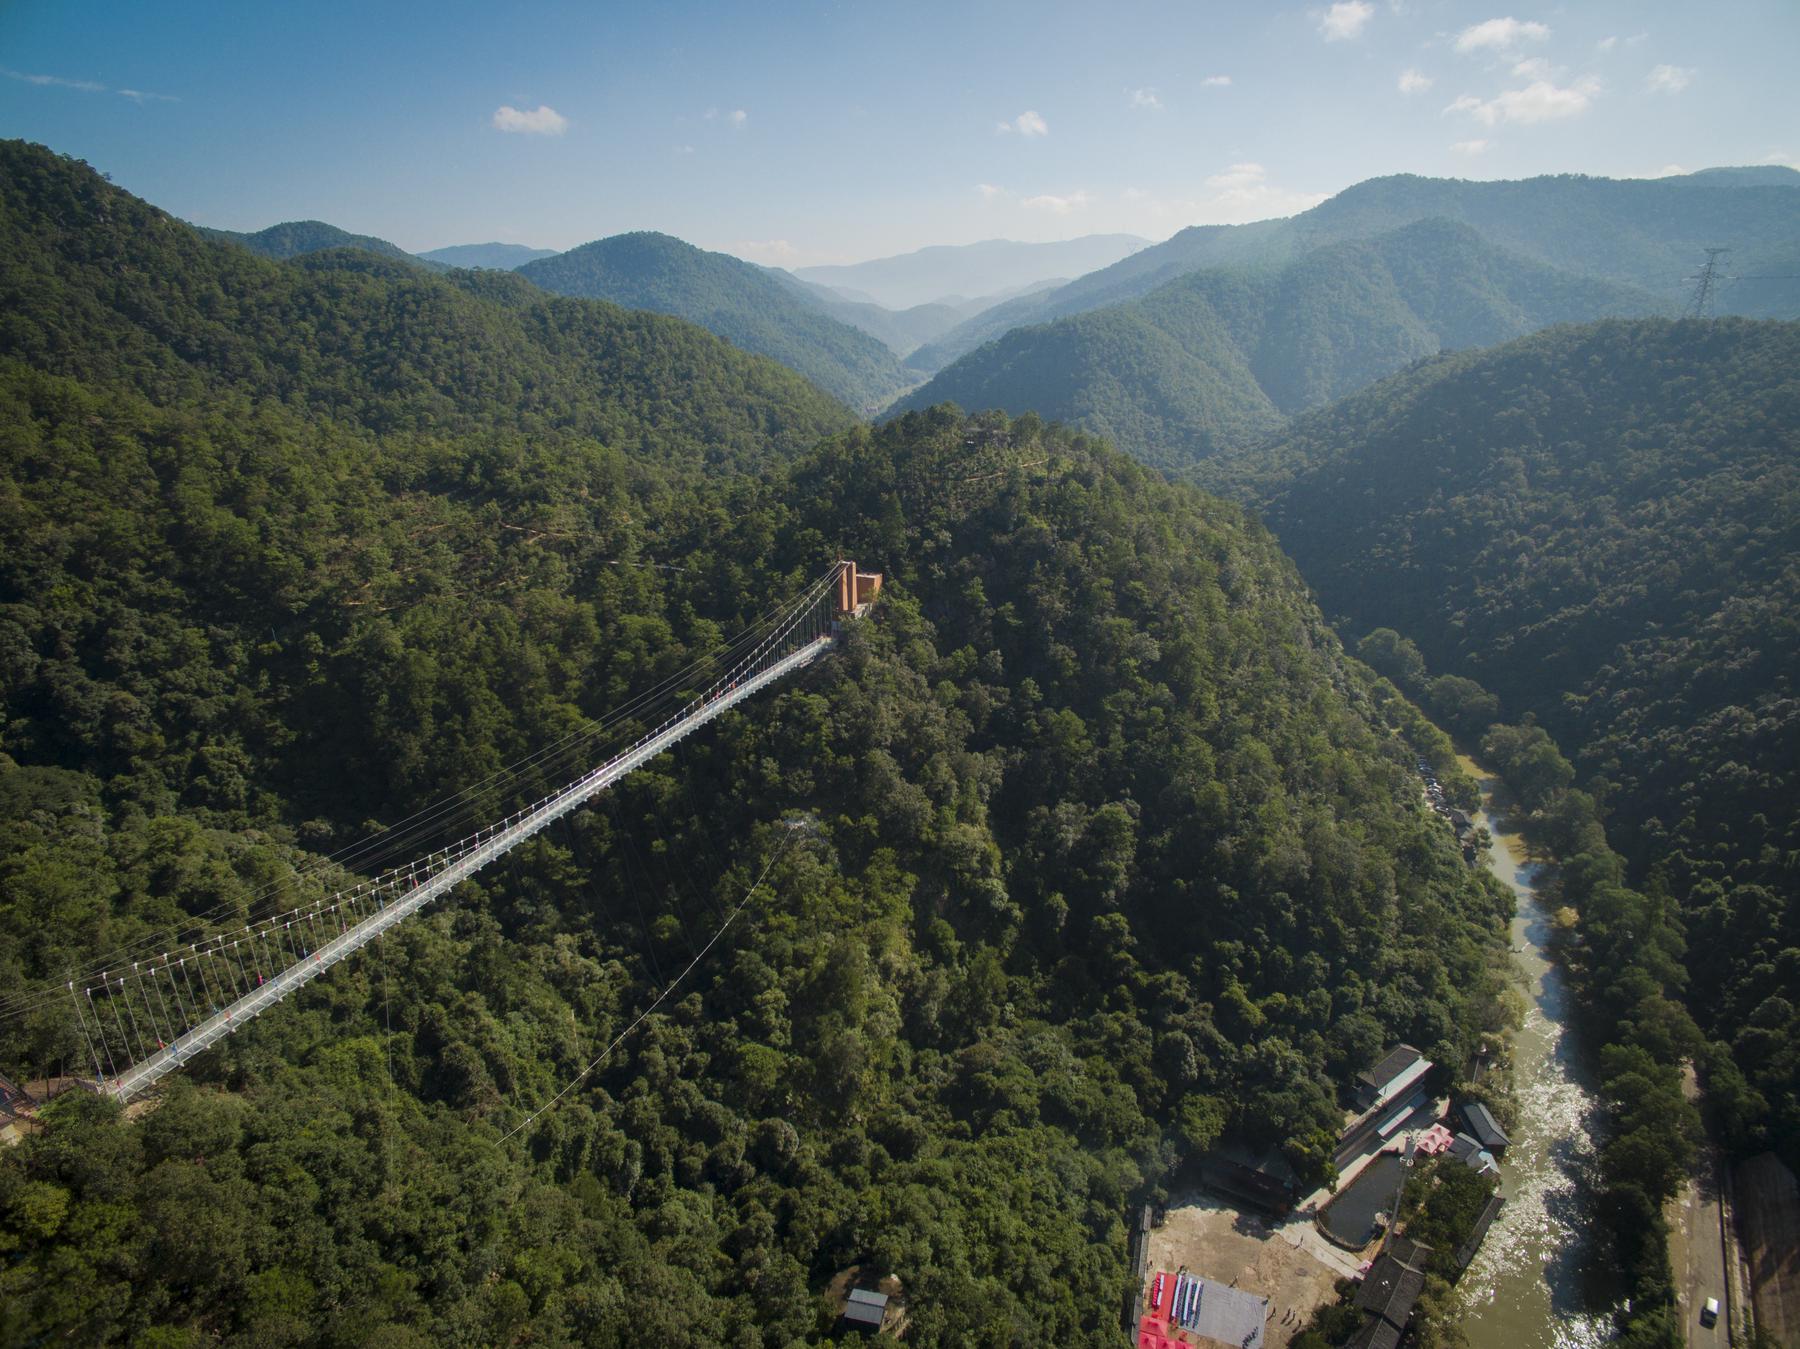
[911, 169, 1800, 372]
[794, 233, 1150, 309]
[894, 217, 1668, 468]
[518, 230, 915, 410]
[417, 241, 558, 269]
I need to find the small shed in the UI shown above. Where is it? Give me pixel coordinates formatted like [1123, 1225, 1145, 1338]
[839, 1287, 888, 1336]
[1447, 1132, 1499, 1177]
[1459, 1100, 1510, 1153]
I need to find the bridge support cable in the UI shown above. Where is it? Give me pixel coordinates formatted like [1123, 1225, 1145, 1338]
[75, 566, 857, 1101]
[0, 570, 851, 1023]
[501, 819, 802, 1143]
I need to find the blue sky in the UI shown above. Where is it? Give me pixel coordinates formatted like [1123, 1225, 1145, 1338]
[3, 0, 1795, 266]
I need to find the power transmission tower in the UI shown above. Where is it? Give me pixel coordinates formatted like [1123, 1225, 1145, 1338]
[1686, 247, 1731, 318]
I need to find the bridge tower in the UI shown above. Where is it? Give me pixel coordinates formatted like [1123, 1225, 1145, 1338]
[836, 561, 882, 618]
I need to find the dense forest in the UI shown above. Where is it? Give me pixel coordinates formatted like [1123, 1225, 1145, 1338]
[517, 232, 915, 412]
[895, 218, 1663, 468]
[200, 219, 447, 270]
[1211, 318, 1800, 1180]
[0, 143, 1515, 1344]
[908, 167, 1800, 373]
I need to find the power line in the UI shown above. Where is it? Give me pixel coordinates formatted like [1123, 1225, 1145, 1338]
[500, 820, 802, 1144]
[1686, 248, 1730, 318]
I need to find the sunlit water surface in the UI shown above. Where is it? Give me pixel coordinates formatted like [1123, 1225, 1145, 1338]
[1455, 764, 1617, 1349]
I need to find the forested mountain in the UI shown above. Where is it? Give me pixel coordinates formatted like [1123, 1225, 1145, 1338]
[200, 219, 447, 270]
[417, 242, 558, 269]
[912, 168, 1800, 372]
[1211, 318, 1800, 1169]
[0, 142, 1513, 1344]
[517, 231, 915, 410]
[0, 142, 849, 469]
[793, 233, 1148, 309]
[894, 218, 1663, 469]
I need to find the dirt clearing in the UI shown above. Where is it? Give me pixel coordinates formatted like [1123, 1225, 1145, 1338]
[1145, 1195, 1346, 1347]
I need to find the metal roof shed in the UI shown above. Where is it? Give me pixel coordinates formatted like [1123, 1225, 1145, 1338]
[1461, 1100, 1510, 1152]
[840, 1288, 888, 1335]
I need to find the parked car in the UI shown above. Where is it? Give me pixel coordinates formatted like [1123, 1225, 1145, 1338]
[1700, 1297, 1720, 1328]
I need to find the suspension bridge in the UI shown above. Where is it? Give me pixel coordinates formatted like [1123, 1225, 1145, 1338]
[6, 560, 881, 1107]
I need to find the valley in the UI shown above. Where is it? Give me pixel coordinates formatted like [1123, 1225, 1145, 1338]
[1, 15, 1797, 1341]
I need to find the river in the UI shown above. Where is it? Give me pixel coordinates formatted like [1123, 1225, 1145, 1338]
[1455, 758, 1616, 1349]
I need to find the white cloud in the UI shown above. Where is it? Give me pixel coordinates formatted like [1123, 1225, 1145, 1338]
[1596, 35, 1618, 51]
[3, 66, 175, 101]
[1446, 75, 1599, 125]
[1762, 150, 1799, 170]
[3, 67, 106, 92]
[1319, 1, 1374, 41]
[675, 144, 696, 155]
[728, 108, 748, 127]
[1398, 68, 1434, 94]
[1129, 87, 1162, 108]
[493, 104, 568, 135]
[1020, 190, 1091, 214]
[732, 239, 798, 264]
[1645, 64, 1694, 94]
[976, 182, 1005, 201]
[1202, 74, 1233, 87]
[1452, 139, 1489, 155]
[1453, 17, 1550, 54]
[1205, 163, 1268, 193]
[1653, 163, 1686, 177]
[996, 109, 1049, 136]
[1197, 162, 1329, 219]
[1511, 57, 1552, 79]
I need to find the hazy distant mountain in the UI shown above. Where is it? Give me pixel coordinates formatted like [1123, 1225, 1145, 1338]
[764, 272, 1066, 359]
[793, 234, 1149, 310]
[417, 242, 558, 269]
[1665, 165, 1800, 188]
[200, 219, 447, 270]
[767, 273, 964, 357]
[517, 231, 914, 409]
[894, 218, 1667, 469]
[910, 169, 1800, 372]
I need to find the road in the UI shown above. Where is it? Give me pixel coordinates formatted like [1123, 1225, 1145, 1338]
[1668, 1066, 1731, 1343]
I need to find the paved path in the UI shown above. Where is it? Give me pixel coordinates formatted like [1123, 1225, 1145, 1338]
[1669, 1065, 1730, 1343]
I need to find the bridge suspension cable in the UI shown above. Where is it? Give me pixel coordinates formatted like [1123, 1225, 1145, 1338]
[5, 561, 879, 1101]
[0, 563, 847, 1028]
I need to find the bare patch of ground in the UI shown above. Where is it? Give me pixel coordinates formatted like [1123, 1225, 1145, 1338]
[1145, 1195, 1346, 1346]
[822, 1264, 906, 1338]
[1735, 1152, 1800, 1346]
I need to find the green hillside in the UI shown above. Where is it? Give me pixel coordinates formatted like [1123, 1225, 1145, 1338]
[518, 231, 915, 411]
[0, 142, 850, 473]
[914, 168, 1800, 372]
[896, 218, 1664, 468]
[1227, 318, 1800, 1168]
[201, 218, 446, 270]
[0, 143, 1511, 1344]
